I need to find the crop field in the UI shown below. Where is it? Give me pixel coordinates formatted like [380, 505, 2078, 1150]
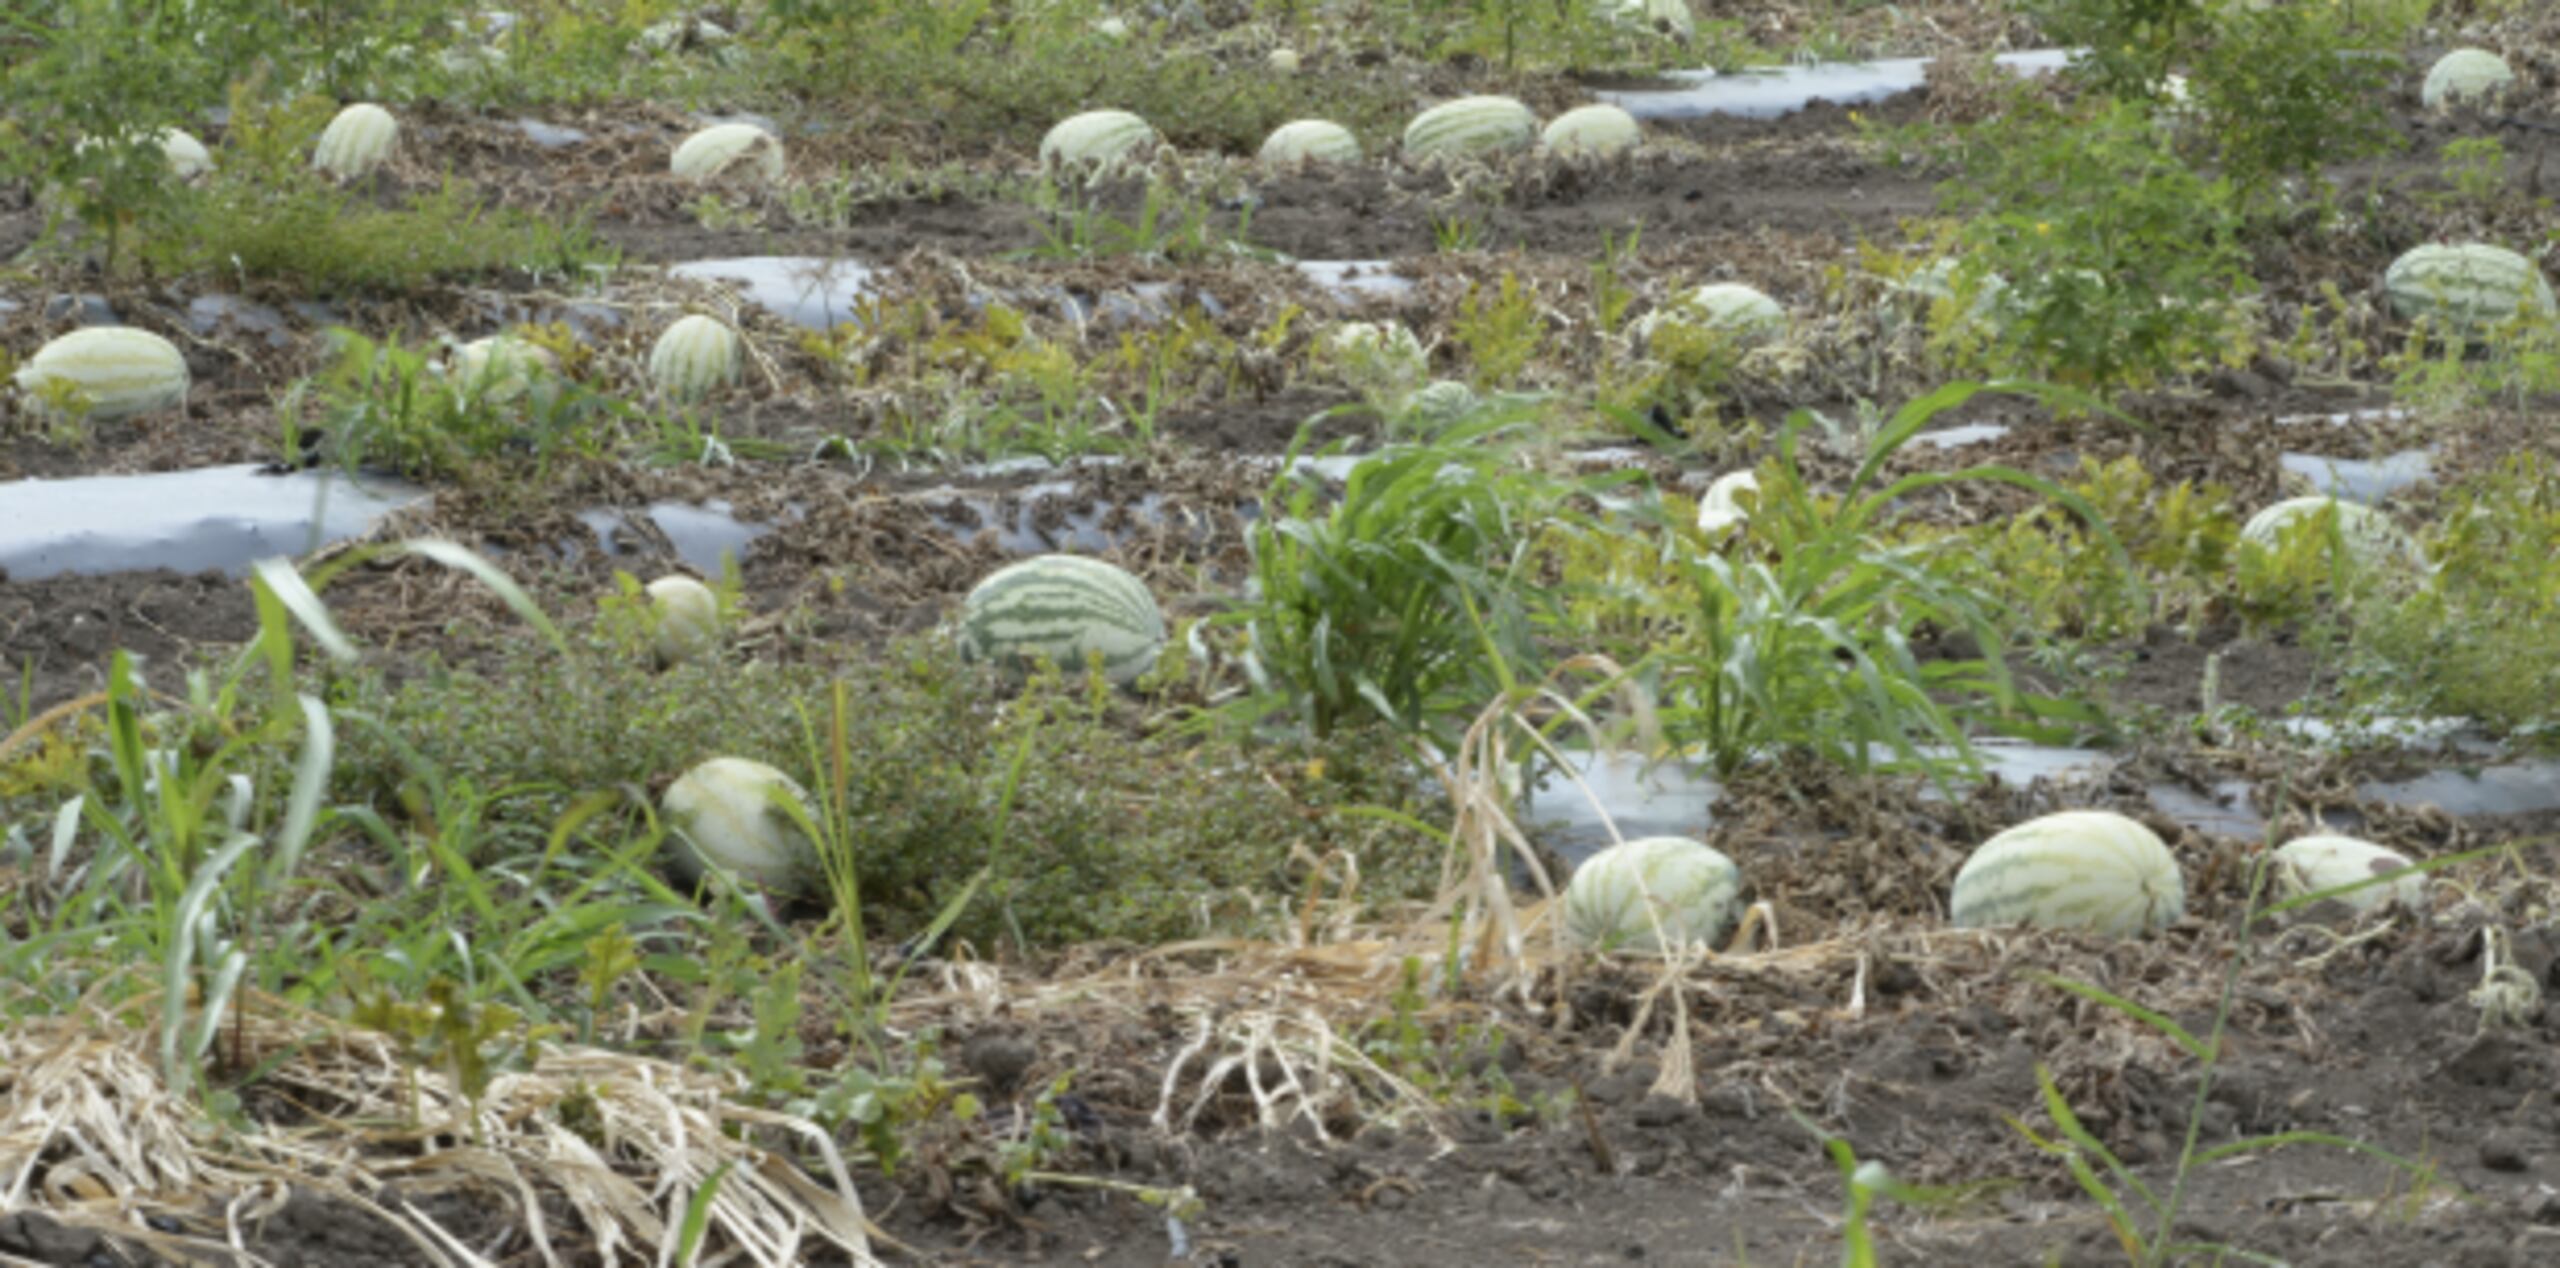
[7, 1, 2560, 1264]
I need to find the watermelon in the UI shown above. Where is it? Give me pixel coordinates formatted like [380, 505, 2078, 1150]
[1564, 836, 1741, 955]
[1324, 320, 1430, 398]
[1949, 810, 2184, 938]
[645, 574, 722, 664]
[1399, 379, 1478, 427]
[1635, 282, 1786, 348]
[649, 314, 741, 399]
[446, 335, 558, 404]
[2384, 243, 2556, 337]
[662, 757, 820, 895]
[79, 128, 213, 182]
[958, 554, 1166, 685]
[1040, 110, 1158, 170]
[1541, 105, 1642, 158]
[13, 327, 189, 423]
[2238, 496, 2415, 569]
[158, 129, 214, 182]
[672, 122, 785, 185]
[313, 104, 397, 180]
[1611, 0, 1696, 40]
[1694, 469, 1759, 535]
[1893, 257, 2009, 330]
[2272, 834, 2428, 913]
[2422, 49, 2514, 112]
[1403, 96, 1537, 162]
[1259, 120, 1361, 167]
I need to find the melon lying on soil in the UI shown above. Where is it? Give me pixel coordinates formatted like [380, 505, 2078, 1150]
[1695, 469, 1760, 535]
[13, 327, 190, 423]
[646, 575, 722, 665]
[2422, 49, 2514, 112]
[958, 554, 1167, 685]
[661, 756, 821, 895]
[2383, 242, 2556, 337]
[2273, 834, 2429, 913]
[313, 103, 399, 180]
[1611, 0, 1696, 40]
[649, 314, 742, 399]
[1541, 105, 1642, 158]
[1259, 120, 1361, 166]
[1403, 96, 1537, 162]
[1040, 110, 1158, 170]
[1950, 810, 2185, 938]
[672, 122, 785, 184]
[447, 334, 558, 404]
[1564, 836, 1742, 955]
[2238, 496, 2415, 569]
[1635, 282, 1787, 348]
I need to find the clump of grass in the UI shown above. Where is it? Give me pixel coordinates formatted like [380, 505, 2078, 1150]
[339, 627, 1436, 947]
[2344, 454, 2560, 742]
[149, 173, 614, 293]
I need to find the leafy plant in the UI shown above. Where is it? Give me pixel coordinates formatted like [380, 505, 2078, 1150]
[1451, 273, 1548, 391]
[1579, 383, 2116, 780]
[0, 0, 219, 274]
[1225, 416, 1622, 743]
[1939, 94, 2254, 393]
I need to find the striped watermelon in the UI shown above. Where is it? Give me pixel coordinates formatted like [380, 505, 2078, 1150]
[2273, 834, 2428, 913]
[13, 327, 189, 423]
[1040, 110, 1158, 170]
[645, 574, 722, 664]
[1259, 120, 1361, 166]
[2238, 496, 2414, 568]
[2422, 49, 2514, 112]
[1541, 105, 1642, 158]
[1950, 810, 2184, 938]
[1564, 836, 1741, 955]
[2384, 243, 2556, 336]
[447, 335, 558, 404]
[672, 122, 785, 184]
[662, 756, 820, 895]
[958, 554, 1166, 685]
[1403, 96, 1537, 162]
[649, 314, 741, 399]
[313, 103, 398, 180]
